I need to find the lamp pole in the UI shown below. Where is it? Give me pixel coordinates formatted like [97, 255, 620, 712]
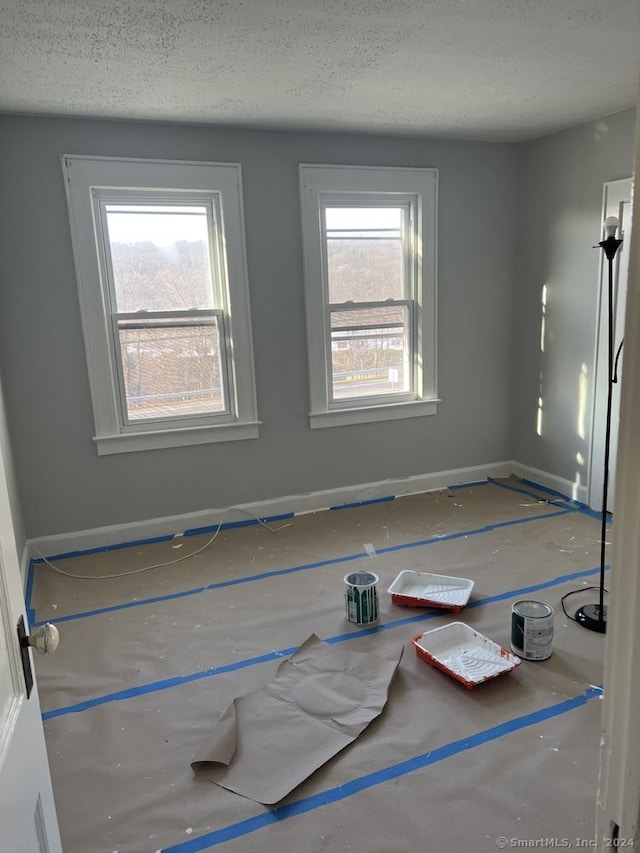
[575, 216, 623, 633]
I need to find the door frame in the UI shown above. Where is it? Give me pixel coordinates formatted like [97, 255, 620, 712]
[596, 126, 639, 843]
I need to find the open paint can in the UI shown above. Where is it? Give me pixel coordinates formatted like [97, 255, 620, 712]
[344, 571, 379, 625]
[511, 599, 554, 661]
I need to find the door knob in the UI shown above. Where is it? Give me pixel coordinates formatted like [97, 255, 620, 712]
[16, 616, 59, 699]
[20, 622, 60, 655]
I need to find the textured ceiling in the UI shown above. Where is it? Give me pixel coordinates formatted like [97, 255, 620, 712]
[1, 0, 639, 142]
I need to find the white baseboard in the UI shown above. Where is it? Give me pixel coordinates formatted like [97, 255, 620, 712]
[509, 461, 588, 505]
[27, 460, 516, 559]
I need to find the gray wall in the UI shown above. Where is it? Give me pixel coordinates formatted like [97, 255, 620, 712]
[513, 108, 637, 488]
[0, 115, 517, 539]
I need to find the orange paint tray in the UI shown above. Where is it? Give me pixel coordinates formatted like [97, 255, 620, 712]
[387, 570, 474, 611]
[412, 622, 521, 689]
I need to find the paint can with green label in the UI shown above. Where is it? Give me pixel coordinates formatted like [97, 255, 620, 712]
[511, 599, 554, 660]
[344, 571, 379, 625]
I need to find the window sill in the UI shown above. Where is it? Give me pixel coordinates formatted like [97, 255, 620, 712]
[94, 421, 261, 455]
[309, 399, 439, 429]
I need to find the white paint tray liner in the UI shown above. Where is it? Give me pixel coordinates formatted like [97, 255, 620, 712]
[412, 622, 521, 688]
[388, 570, 474, 610]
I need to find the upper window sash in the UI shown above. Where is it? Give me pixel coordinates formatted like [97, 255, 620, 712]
[94, 194, 227, 314]
[320, 200, 414, 303]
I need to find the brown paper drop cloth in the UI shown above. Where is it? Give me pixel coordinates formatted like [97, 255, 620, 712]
[192, 634, 403, 804]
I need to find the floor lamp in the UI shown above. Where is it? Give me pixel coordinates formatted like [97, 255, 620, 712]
[575, 215, 623, 633]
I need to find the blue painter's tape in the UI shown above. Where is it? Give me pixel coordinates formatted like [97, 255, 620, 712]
[517, 479, 604, 522]
[28, 474, 564, 571]
[448, 480, 489, 490]
[183, 512, 295, 538]
[31, 515, 293, 568]
[37, 507, 574, 626]
[329, 496, 395, 511]
[464, 564, 610, 610]
[203, 551, 369, 590]
[42, 562, 604, 720]
[578, 506, 606, 522]
[31, 533, 177, 565]
[32, 587, 207, 628]
[487, 477, 570, 509]
[374, 508, 572, 554]
[196, 510, 573, 597]
[519, 478, 576, 502]
[24, 559, 36, 618]
[160, 685, 603, 852]
[325, 563, 609, 643]
[42, 646, 299, 721]
[27, 534, 180, 624]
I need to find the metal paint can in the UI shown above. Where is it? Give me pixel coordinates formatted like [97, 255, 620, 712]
[511, 600, 554, 661]
[344, 571, 379, 625]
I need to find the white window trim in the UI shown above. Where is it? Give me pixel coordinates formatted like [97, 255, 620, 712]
[299, 164, 439, 429]
[62, 155, 259, 454]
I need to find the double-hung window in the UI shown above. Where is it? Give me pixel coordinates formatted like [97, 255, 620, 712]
[299, 165, 438, 428]
[63, 156, 258, 454]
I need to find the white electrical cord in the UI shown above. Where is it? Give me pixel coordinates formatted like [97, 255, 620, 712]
[32, 508, 293, 580]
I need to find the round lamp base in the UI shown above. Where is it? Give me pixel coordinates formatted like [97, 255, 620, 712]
[575, 603, 607, 633]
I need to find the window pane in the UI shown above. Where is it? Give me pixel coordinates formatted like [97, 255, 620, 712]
[106, 205, 215, 312]
[118, 317, 225, 420]
[325, 207, 404, 303]
[330, 305, 410, 400]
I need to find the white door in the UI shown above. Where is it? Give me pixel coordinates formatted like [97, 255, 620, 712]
[589, 177, 633, 513]
[0, 440, 62, 849]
